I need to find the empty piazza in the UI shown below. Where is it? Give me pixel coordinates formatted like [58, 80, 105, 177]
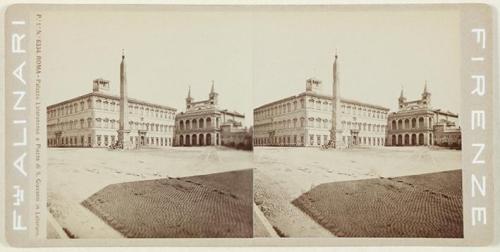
[47, 146, 254, 238]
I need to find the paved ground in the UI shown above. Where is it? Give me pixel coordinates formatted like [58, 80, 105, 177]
[83, 170, 253, 238]
[253, 146, 462, 237]
[49, 146, 462, 238]
[47, 147, 254, 238]
[293, 170, 463, 238]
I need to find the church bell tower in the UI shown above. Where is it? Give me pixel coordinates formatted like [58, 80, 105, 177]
[421, 81, 431, 107]
[186, 86, 193, 109]
[208, 80, 218, 106]
[398, 87, 407, 109]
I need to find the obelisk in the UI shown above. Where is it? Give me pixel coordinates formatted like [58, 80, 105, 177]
[330, 51, 344, 148]
[117, 50, 132, 149]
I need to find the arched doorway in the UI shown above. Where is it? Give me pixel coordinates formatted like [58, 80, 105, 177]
[192, 134, 197, 146]
[418, 133, 424, 145]
[392, 135, 396, 146]
[397, 135, 403, 146]
[199, 119, 204, 129]
[404, 134, 410, 145]
[192, 119, 197, 129]
[199, 134, 204, 146]
[206, 117, 212, 128]
[411, 134, 417, 146]
[185, 135, 190, 146]
[206, 134, 212, 145]
[419, 118, 424, 128]
[429, 133, 433, 145]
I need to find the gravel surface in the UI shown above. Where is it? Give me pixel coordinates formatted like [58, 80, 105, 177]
[254, 170, 333, 237]
[292, 170, 463, 238]
[48, 147, 253, 238]
[254, 146, 461, 237]
[82, 169, 253, 238]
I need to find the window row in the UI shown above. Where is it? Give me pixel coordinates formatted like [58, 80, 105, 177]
[178, 117, 220, 130]
[253, 118, 386, 133]
[253, 135, 386, 147]
[47, 135, 173, 147]
[390, 117, 432, 131]
[47, 118, 174, 132]
[254, 100, 388, 121]
[254, 99, 306, 120]
[342, 121, 387, 133]
[48, 98, 175, 120]
[48, 99, 91, 118]
[341, 104, 388, 119]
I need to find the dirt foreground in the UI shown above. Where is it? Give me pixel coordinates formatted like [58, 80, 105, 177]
[48, 147, 254, 238]
[253, 146, 461, 237]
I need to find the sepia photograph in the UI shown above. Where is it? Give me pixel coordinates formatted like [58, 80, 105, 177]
[251, 6, 463, 238]
[2, 0, 497, 248]
[44, 7, 254, 238]
[40, 5, 465, 240]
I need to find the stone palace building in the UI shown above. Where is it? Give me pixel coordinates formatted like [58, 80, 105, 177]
[174, 83, 248, 147]
[253, 78, 390, 147]
[253, 51, 461, 149]
[47, 56, 177, 148]
[46, 53, 251, 149]
[386, 84, 461, 147]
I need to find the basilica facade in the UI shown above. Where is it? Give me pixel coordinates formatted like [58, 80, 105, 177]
[47, 78, 177, 148]
[174, 84, 247, 146]
[253, 78, 389, 147]
[386, 84, 460, 147]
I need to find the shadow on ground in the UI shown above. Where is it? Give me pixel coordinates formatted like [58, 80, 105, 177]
[82, 169, 253, 238]
[292, 169, 463, 238]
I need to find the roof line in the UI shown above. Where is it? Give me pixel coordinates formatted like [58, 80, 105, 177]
[47, 92, 177, 111]
[254, 92, 390, 111]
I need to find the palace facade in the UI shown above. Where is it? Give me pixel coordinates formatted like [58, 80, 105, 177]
[47, 78, 177, 148]
[174, 84, 247, 146]
[386, 84, 461, 147]
[253, 78, 390, 147]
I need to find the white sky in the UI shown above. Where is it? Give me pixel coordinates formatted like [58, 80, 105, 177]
[252, 6, 461, 114]
[43, 6, 461, 126]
